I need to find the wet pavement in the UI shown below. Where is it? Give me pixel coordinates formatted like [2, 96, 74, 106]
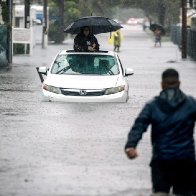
[0, 25, 196, 196]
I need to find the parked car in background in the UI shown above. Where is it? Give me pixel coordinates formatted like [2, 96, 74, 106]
[126, 18, 138, 25]
[37, 50, 134, 102]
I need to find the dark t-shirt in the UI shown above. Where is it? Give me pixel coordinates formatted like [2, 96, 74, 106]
[74, 33, 99, 52]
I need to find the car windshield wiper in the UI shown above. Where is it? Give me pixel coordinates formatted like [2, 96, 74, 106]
[55, 66, 72, 74]
[102, 65, 114, 75]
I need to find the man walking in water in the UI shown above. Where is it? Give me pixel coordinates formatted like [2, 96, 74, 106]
[125, 68, 196, 196]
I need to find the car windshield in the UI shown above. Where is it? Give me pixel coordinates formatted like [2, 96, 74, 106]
[51, 54, 120, 75]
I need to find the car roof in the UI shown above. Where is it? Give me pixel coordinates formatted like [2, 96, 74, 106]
[58, 50, 116, 56]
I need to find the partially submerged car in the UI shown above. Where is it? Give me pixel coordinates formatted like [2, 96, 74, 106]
[37, 50, 134, 102]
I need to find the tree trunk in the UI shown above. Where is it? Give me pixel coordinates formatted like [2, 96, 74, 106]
[55, 0, 65, 43]
[158, 2, 166, 26]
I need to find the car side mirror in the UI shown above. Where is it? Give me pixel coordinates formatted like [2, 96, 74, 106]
[38, 67, 48, 75]
[125, 68, 134, 76]
[36, 67, 48, 83]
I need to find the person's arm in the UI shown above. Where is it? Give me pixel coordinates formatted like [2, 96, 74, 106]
[92, 36, 100, 51]
[188, 96, 196, 121]
[125, 102, 152, 159]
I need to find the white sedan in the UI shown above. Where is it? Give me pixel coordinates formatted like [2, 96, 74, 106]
[37, 50, 134, 102]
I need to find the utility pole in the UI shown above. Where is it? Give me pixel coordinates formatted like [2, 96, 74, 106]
[24, 0, 30, 28]
[181, 0, 187, 59]
[24, 0, 30, 55]
[57, 0, 64, 43]
[8, 0, 13, 65]
[42, 0, 48, 48]
[60, 0, 64, 42]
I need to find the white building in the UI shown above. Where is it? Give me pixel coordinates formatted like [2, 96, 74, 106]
[13, 5, 39, 28]
[13, 5, 49, 45]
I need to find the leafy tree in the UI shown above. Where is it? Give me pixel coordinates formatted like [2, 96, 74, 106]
[78, 0, 120, 17]
[78, 0, 93, 17]
[49, 0, 80, 43]
[48, 0, 181, 42]
[119, 0, 180, 28]
[65, 0, 80, 25]
[0, 1, 9, 24]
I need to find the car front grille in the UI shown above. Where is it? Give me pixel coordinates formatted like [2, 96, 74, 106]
[60, 89, 105, 96]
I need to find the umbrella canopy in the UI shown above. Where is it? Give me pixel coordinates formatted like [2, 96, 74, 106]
[64, 16, 123, 34]
[150, 23, 165, 35]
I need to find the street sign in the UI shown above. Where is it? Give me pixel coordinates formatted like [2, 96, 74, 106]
[12, 28, 31, 43]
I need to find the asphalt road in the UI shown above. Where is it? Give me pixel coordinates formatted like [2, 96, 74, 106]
[0, 24, 196, 196]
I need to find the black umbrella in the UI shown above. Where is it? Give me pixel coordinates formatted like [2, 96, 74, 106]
[64, 16, 123, 34]
[150, 23, 165, 35]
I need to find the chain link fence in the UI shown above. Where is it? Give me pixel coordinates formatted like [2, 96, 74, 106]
[171, 25, 196, 60]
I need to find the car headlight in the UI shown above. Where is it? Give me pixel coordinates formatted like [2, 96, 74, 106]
[105, 85, 125, 95]
[43, 84, 61, 94]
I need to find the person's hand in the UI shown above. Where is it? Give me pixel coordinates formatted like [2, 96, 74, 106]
[125, 148, 138, 159]
[92, 43, 96, 49]
[88, 46, 95, 51]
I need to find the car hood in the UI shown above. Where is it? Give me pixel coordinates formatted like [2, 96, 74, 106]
[44, 74, 122, 89]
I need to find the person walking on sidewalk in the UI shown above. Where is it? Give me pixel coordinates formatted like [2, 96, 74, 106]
[125, 68, 196, 196]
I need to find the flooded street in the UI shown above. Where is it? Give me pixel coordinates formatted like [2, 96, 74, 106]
[0, 25, 196, 196]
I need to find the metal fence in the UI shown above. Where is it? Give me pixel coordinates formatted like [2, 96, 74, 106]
[171, 25, 196, 60]
[187, 28, 196, 60]
[171, 26, 182, 46]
